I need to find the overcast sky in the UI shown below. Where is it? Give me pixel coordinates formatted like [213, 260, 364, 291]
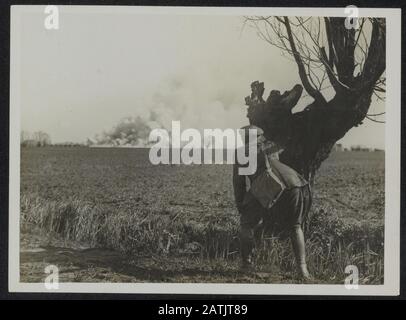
[18, 8, 385, 148]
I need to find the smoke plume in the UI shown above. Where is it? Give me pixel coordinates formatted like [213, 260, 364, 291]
[90, 65, 249, 147]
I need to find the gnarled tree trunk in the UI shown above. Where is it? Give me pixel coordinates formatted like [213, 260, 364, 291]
[245, 17, 385, 183]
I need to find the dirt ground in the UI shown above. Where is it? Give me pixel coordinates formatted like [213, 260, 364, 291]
[20, 226, 303, 284]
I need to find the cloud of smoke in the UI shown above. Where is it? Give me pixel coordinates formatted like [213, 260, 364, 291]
[90, 63, 251, 147]
[145, 67, 247, 131]
[89, 115, 162, 147]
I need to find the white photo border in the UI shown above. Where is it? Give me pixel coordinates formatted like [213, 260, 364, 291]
[9, 5, 401, 295]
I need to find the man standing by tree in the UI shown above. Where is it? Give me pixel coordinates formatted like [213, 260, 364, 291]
[233, 125, 312, 280]
[234, 15, 385, 281]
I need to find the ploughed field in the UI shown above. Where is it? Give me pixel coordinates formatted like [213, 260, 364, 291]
[20, 147, 385, 284]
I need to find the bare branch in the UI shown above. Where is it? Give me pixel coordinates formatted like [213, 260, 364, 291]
[244, 15, 386, 103]
[283, 17, 326, 104]
[366, 115, 385, 123]
[367, 112, 385, 116]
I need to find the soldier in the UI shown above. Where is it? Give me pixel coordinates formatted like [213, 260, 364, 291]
[233, 125, 312, 280]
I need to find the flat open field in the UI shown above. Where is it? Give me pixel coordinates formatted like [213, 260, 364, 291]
[20, 147, 385, 284]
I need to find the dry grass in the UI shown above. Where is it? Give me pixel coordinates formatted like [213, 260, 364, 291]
[21, 195, 383, 284]
[20, 147, 384, 284]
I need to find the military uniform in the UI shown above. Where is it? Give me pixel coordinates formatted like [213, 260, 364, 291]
[233, 139, 311, 265]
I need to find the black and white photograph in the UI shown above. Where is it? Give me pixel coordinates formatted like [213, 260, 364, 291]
[8, 5, 401, 295]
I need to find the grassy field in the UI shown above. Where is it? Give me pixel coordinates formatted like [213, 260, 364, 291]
[20, 147, 385, 284]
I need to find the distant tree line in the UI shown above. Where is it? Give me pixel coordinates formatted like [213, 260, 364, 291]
[21, 131, 87, 147]
[21, 131, 51, 147]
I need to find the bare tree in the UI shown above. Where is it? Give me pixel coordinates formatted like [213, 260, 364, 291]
[32, 131, 51, 146]
[244, 17, 385, 184]
[21, 130, 31, 142]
